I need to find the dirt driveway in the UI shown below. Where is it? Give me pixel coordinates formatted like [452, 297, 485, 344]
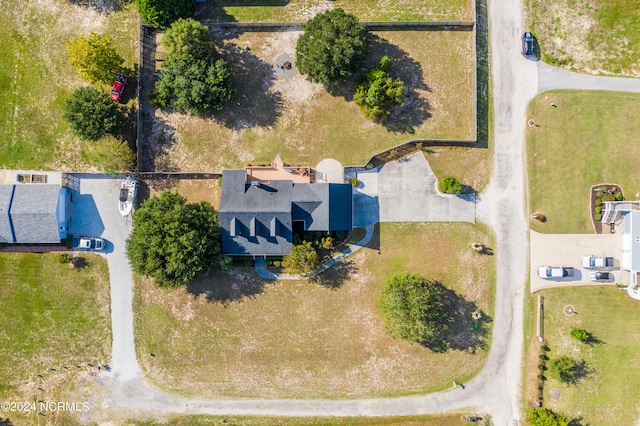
[529, 230, 625, 292]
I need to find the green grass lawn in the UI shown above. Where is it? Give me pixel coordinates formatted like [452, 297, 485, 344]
[525, 0, 640, 76]
[0, 252, 111, 424]
[527, 90, 640, 234]
[523, 286, 640, 425]
[0, 0, 138, 170]
[134, 222, 495, 399]
[156, 30, 478, 172]
[194, 0, 472, 23]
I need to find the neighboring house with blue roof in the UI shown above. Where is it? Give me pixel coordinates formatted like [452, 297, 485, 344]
[219, 157, 352, 256]
[0, 184, 71, 244]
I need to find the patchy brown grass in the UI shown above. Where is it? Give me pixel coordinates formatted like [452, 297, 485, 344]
[134, 222, 494, 399]
[150, 30, 475, 172]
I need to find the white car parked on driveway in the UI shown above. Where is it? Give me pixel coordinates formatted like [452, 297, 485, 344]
[537, 266, 574, 279]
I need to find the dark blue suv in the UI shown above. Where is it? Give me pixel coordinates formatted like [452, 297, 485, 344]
[521, 32, 535, 59]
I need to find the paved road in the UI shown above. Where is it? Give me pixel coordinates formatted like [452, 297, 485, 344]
[539, 62, 640, 93]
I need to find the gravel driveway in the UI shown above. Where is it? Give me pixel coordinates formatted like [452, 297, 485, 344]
[70, 174, 141, 382]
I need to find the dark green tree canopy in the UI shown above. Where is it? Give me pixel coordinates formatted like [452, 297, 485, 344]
[296, 9, 371, 83]
[550, 355, 582, 384]
[162, 18, 212, 61]
[153, 55, 234, 115]
[63, 87, 124, 141]
[354, 55, 404, 121]
[136, 0, 192, 29]
[379, 273, 449, 346]
[126, 191, 225, 287]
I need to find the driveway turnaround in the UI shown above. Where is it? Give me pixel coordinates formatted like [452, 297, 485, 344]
[70, 174, 141, 382]
[539, 62, 640, 93]
[529, 230, 623, 292]
[351, 152, 476, 227]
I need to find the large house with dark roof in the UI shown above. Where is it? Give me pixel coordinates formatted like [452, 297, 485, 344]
[0, 184, 71, 244]
[219, 157, 352, 256]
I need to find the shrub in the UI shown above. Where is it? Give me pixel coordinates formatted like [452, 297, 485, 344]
[526, 408, 570, 426]
[353, 55, 404, 121]
[595, 206, 602, 213]
[350, 178, 359, 188]
[439, 176, 462, 194]
[570, 327, 590, 343]
[162, 18, 211, 61]
[321, 236, 334, 250]
[58, 253, 72, 264]
[595, 213, 602, 221]
[273, 261, 281, 267]
[595, 198, 602, 206]
[541, 344, 549, 352]
[615, 191, 624, 201]
[550, 355, 580, 384]
[539, 354, 549, 361]
[282, 241, 320, 275]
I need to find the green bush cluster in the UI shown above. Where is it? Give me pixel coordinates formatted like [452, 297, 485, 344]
[438, 176, 462, 194]
[57, 253, 72, 264]
[353, 56, 404, 121]
[570, 327, 589, 343]
[526, 408, 570, 426]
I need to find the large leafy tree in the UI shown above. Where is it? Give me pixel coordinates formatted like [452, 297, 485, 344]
[296, 9, 371, 83]
[162, 18, 211, 60]
[66, 32, 124, 84]
[126, 191, 225, 287]
[379, 273, 449, 345]
[354, 56, 404, 121]
[136, 0, 192, 29]
[282, 241, 320, 275]
[153, 55, 234, 115]
[63, 87, 124, 141]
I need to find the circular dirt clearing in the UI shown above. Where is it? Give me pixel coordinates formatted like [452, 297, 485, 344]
[274, 54, 296, 79]
[316, 158, 344, 183]
[550, 388, 561, 400]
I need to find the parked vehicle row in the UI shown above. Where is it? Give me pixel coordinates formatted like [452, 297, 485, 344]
[538, 255, 616, 282]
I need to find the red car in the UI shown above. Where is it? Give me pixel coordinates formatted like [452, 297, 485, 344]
[111, 75, 127, 102]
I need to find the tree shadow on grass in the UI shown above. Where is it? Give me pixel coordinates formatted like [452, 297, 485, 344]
[424, 285, 492, 353]
[585, 331, 604, 346]
[369, 35, 432, 134]
[310, 258, 357, 289]
[208, 35, 283, 130]
[187, 268, 271, 304]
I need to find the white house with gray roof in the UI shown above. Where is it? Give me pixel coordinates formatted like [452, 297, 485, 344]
[0, 184, 71, 244]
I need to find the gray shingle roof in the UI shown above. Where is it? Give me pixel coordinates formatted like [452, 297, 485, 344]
[219, 170, 352, 256]
[0, 185, 63, 244]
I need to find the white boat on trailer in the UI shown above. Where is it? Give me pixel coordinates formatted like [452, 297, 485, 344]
[119, 176, 137, 217]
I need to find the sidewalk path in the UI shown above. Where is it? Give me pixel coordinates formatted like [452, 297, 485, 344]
[254, 225, 375, 280]
[539, 62, 640, 93]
